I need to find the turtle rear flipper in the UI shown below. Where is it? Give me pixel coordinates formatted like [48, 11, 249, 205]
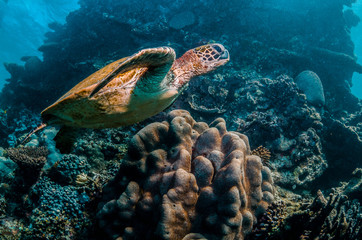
[89, 47, 176, 97]
[19, 123, 47, 146]
[54, 126, 83, 153]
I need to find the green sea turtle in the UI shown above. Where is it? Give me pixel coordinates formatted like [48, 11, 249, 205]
[25, 44, 229, 148]
[42, 44, 229, 128]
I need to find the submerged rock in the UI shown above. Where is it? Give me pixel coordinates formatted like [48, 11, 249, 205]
[295, 70, 325, 106]
[0, 156, 16, 181]
[225, 75, 326, 188]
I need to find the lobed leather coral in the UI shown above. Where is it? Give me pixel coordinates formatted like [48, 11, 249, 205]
[96, 110, 274, 240]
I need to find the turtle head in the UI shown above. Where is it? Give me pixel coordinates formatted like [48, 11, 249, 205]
[191, 43, 230, 74]
[171, 43, 229, 89]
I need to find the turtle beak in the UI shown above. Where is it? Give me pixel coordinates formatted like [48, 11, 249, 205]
[220, 49, 229, 60]
[211, 44, 230, 62]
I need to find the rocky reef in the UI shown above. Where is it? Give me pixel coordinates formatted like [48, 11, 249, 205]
[0, 109, 360, 239]
[246, 188, 362, 240]
[0, 0, 361, 239]
[229, 75, 326, 188]
[0, 125, 131, 239]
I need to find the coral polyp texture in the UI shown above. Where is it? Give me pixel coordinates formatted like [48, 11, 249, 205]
[5, 146, 48, 170]
[96, 110, 274, 240]
[4, 146, 49, 206]
[251, 146, 271, 165]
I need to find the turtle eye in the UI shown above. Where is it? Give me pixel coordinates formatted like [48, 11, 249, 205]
[212, 44, 223, 53]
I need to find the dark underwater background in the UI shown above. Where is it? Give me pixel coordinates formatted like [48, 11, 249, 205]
[0, 0, 361, 239]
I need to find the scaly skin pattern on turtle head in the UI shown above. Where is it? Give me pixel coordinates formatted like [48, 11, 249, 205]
[171, 43, 229, 89]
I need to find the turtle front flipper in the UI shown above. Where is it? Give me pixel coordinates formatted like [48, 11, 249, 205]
[89, 47, 176, 97]
[54, 126, 83, 153]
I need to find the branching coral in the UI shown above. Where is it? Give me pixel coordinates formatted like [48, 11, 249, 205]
[2, 146, 48, 217]
[246, 186, 362, 240]
[246, 200, 286, 239]
[260, 188, 362, 240]
[251, 146, 271, 166]
[282, 190, 361, 240]
[5, 146, 48, 170]
[96, 110, 274, 240]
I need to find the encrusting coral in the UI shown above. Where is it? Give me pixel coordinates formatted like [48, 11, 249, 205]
[49, 154, 90, 185]
[96, 110, 274, 240]
[22, 176, 91, 239]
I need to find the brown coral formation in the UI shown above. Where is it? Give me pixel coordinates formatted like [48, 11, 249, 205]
[251, 146, 271, 165]
[4, 146, 49, 215]
[5, 146, 48, 170]
[96, 110, 274, 240]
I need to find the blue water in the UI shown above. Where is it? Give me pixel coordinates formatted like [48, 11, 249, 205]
[0, 0, 79, 89]
[351, 1, 362, 99]
[1, 0, 362, 99]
